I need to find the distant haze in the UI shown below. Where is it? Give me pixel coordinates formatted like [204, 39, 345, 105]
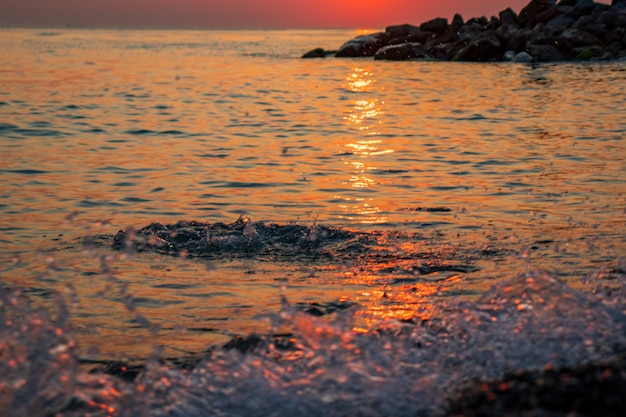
[1, 0, 542, 29]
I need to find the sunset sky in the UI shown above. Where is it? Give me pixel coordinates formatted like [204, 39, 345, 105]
[1, 0, 538, 29]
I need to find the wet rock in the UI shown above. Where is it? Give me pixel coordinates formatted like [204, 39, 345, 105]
[573, 45, 605, 59]
[374, 42, 427, 60]
[292, 300, 357, 317]
[385, 23, 421, 38]
[527, 43, 568, 60]
[446, 353, 626, 417]
[598, 10, 626, 29]
[420, 17, 449, 34]
[302, 48, 336, 58]
[545, 14, 577, 33]
[613, 0, 626, 9]
[113, 218, 357, 261]
[512, 51, 535, 62]
[451, 14, 465, 31]
[335, 33, 388, 57]
[506, 32, 531, 52]
[562, 28, 603, 46]
[453, 31, 504, 61]
[499, 8, 519, 26]
[518, 0, 557, 26]
[313, 0, 625, 62]
[567, 0, 598, 19]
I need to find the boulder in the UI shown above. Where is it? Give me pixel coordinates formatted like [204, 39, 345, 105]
[385, 24, 421, 38]
[453, 31, 503, 61]
[562, 28, 603, 46]
[430, 29, 460, 45]
[511, 51, 535, 62]
[573, 45, 604, 59]
[335, 33, 387, 57]
[598, 10, 626, 28]
[545, 14, 577, 33]
[308, 0, 624, 62]
[519, 0, 558, 26]
[612, 0, 626, 9]
[302, 48, 334, 58]
[567, 0, 597, 18]
[420, 17, 449, 34]
[499, 8, 519, 26]
[486, 16, 502, 30]
[385, 24, 433, 44]
[374, 42, 427, 60]
[451, 14, 465, 31]
[527, 43, 568, 60]
[506, 33, 531, 52]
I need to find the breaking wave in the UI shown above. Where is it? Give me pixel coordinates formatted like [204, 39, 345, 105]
[2, 260, 626, 416]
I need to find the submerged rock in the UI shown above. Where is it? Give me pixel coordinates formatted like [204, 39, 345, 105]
[110, 217, 482, 277]
[446, 353, 626, 417]
[301, 47, 336, 58]
[306, 0, 626, 62]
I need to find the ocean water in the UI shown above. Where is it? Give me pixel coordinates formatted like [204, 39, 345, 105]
[1, 28, 626, 416]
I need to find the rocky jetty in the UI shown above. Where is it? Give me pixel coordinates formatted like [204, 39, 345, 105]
[303, 0, 626, 62]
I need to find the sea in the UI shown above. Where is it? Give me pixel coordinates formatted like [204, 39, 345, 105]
[0, 27, 625, 416]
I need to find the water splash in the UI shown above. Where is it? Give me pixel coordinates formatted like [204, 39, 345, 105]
[2, 268, 625, 417]
[0, 286, 77, 417]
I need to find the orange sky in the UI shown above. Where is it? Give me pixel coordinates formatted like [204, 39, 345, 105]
[0, 0, 538, 29]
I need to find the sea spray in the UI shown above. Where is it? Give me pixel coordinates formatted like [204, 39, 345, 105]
[0, 285, 77, 417]
[2, 268, 626, 416]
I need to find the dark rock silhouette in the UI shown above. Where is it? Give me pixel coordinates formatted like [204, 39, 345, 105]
[303, 0, 626, 62]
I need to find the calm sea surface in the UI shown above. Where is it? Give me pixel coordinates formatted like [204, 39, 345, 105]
[1, 28, 626, 416]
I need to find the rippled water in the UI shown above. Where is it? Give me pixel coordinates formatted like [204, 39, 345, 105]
[1, 27, 626, 416]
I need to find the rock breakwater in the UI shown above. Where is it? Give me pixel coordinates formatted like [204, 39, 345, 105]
[304, 0, 626, 62]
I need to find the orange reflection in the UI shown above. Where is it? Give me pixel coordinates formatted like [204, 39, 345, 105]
[338, 67, 392, 224]
[336, 195, 387, 224]
[346, 68, 375, 92]
[353, 282, 440, 333]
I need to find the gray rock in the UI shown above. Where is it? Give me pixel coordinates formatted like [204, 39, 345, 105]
[453, 31, 503, 61]
[335, 33, 386, 57]
[612, 0, 626, 9]
[430, 30, 460, 45]
[519, 0, 558, 26]
[562, 28, 603, 46]
[572, 45, 605, 59]
[598, 10, 626, 28]
[385, 24, 421, 38]
[527, 43, 567, 60]
[451, 14, 465, 31]
[302, 48, 332, 58]
[512, 51, 535, 62]
[420, 17, 449, 34]
[545, 14, 576, 33]
[500, 8, 519, 26]
[319, 0, 624, 62]
[507, 33, 531, 52]
[374, 42, 427, 61]
[567, 0, 597, 18]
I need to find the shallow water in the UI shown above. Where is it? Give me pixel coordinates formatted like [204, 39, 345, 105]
[0, 27, 625, 415]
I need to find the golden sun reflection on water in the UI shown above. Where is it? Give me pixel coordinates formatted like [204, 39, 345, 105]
[337, 67, 393, 224]
[352, 281, 441, 333]
[346, 68, 375, 92]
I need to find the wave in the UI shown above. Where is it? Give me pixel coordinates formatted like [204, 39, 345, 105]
[2, 248, 625, 416]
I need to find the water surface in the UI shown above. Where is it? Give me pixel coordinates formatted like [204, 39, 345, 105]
[0, 29, 625, 414]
